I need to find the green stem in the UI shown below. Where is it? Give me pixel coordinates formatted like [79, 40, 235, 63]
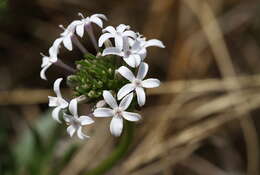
[85, 121, 134, 175]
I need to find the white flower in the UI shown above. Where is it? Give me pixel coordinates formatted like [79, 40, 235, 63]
[102, 38, 142, 68]
[98, 24, 136, 50]
[54, 21, 79, 51]
[93, 91, 141, 137]
[40, 46, 58, 80]
[64, 98, 94, 139]
[128, 35, 165, 60]
[48, 78, 69, 123]
[74, 13, 107, 38]
[117, 62, 160, 106]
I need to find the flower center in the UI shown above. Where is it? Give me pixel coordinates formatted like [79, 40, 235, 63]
[133, 79, 142, 87]
[113, 108, 123, 117]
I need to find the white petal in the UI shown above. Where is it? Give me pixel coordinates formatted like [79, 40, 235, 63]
[78, 116, 94, 125]
[103, 91, 118, 108]
[90, 16, 103, 28]
[67, 125, 76, 137]
[142, 78, 160, 88]
[52, 38, 63, 51]
[119, 93, 133, 110]
[136, 87, 146, 106]
[110, 116, 123, 137]
[145, 39, 165, 48]
[41, 56, 50, 68]
[48, 96, 58, 107]
[40, 64, 51, 80]
[137, 62, 149, 80]
[52, 107, 62, 123]
[117, 83, 135, 100]
[63, 36, 73, 51]
[69, 99, 78, 117]
[115, 35, 123, 50]
[98, 33, 114, 47]
[63, 113, 73, 123]
[122, 112, 141, 121]
[76, 24, 85, 38]
[48, 46, 58, 58]
[77, 127, 89, 139]
[93, 108, 113, 117]
[130, 54, 141, 68]
[53, 78, 63, 97]
[117, 66, 135, 82]
[92, 14, 107, 20]
[102, 47, 122, 57]
[103, 26, 116, 34]
[117, 24, 129, 33]
[59, 98, 69, 108]
[123, 31, 137, 38]
[96, 100, 106, 108]
[123, 56, 136, 68]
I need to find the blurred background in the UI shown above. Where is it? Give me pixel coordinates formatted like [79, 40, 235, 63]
[1, 0, 260, 174]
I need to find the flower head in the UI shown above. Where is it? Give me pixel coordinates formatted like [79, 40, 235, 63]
[74, 13, 107, 38]
[64, 98, 94, 139]
[93, 91, 141, 136]
[40, 46, 59, 80]
[98, 24, 136, 50]
[117, 62, 160, 106]
[48, 78, 69, 122]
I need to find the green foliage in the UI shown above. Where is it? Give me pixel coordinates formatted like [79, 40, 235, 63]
[12, 110, 80, 175]
[67, 53, 127, 102]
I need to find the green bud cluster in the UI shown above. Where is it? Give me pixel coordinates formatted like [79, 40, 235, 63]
[67, 53, 127, 102]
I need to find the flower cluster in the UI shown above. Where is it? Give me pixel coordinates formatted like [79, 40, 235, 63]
[40, 13, 165, 139]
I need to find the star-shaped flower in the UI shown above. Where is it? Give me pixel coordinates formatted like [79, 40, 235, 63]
[74, 13, 107, 38]
[93, 91, 141, 137]
[102, 38, 142, 68]
[117, 62, 160, 106]
[48, 78, 69, 123]
[64, 98, 94, 139]
[98, 24, 136, 50]
[40, 46, 58, 80]
[53, 21, 79, 51]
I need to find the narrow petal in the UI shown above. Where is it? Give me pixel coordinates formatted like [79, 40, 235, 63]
[92, 14, 107, 20]
[77, 127, 89, 139]
[123, 31, 137, 38]
[40, 64, 51, 80]
[67, 125, 76, 137]
[102, 47, 122, 57]
[117, 24, 129, 33]
[53, 78, 63, 97]
[52, 107, 62, 123]
[90, 16, 103, 28]
[41, 56, 50, 68]
[48, 46, 58, 58]
[117, 66, 135, 82]
[93, 108, 113, 117]
[98, 33, 114, 47]
[115, 35, 123, 50]
[142, 78, 160, 88]
[103, 91, 118, 108]
[110, 116, 123, 137]
[96, 100, 106, 108]
[59, 98, 69, 108]
[137, 62, 149, 80]
[119, 93, 133, 110]
[102, 26, 116, 34]
[63, 113, 73, 123]
[117, 83, 135, 100]
[48, 96, 58, 107]
[76, 24, 85, 38]
[122, 112, 141, 121]
[52, 38, 63, 51]
[145, 39, 165, 48]
[69, 99, 78, 117]
[129, 54, 141, 68]
[136, 87, 146, 106]
[63, 36, 73, 51]
[78, 116, 94, 125]
[123, 57, 136, 68]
